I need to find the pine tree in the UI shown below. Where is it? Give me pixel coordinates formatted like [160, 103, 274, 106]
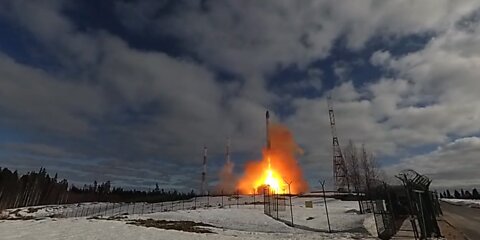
[465, 190, 472, 199]
[454, 190, 461, 199]
[446, 190, 452, 198]
[473, 188, 480, 199]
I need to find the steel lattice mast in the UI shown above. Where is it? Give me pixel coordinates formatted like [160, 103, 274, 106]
[225, 137, 231, 164]
[327, 97, 350, 192]
[201, 146, 208, 195]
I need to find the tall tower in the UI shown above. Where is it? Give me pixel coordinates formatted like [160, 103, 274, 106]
[327, 97, 350, 192]
[201, 146, 208, 195]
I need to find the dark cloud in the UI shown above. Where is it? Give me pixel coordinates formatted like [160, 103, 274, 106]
[0, 0, 480, 190]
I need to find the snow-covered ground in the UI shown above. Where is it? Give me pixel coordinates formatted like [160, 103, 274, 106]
[441, 198, 480, 208]
[0, 196, 378, 239]
[276, 197, 366, 232]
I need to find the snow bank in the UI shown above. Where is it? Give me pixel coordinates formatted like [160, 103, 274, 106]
[441, 199, 480, 208]
[0, 214, 374, 239]
[276, 197, 367, 233]
[0, 196, 377, 239]
[362, 214, 377, 237]
[141, 208, 295, 233]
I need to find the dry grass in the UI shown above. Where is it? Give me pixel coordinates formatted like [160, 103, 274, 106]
[27, 207, 41, 213]
[87, 215, 128, 221]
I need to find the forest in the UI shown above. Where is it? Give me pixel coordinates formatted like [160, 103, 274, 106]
[0, 167, 195, 210]
[439, 188, 480, 199]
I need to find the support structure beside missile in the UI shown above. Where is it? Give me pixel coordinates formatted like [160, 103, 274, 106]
[327, 97, 350, 192]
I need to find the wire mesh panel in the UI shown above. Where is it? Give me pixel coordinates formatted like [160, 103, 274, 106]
[263, 186, 286, 219]
[272, 195, 286, 212]
[359, 200, 373, 213]
[368, 184, 402, 240]
[263, 187, 271, 216]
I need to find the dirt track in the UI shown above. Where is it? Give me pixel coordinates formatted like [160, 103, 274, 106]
[440, 201, 480, 240]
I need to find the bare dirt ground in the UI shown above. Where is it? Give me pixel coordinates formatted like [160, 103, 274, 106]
[127, 218, 216, 233]
[440, 201, 480, 240]
[437, 219, 468, 240]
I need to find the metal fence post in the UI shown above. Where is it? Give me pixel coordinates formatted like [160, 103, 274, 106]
[275, 192, 279, 219]
[268, 188, 271, 215]
[320, 180, 331, 233]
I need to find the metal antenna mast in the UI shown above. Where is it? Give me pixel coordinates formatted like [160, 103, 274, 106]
[327, 96, 350, 192]
[201, 146, 208, 195]
[226, 137, 231, 164]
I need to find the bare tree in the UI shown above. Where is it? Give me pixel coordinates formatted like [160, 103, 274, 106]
[345, 141, 381, 193]
[361, 144, 374, 191]
[344, 140, 362, 193]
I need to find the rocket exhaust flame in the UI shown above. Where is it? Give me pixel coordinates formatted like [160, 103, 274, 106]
[215, 138, 237, 194]
[237, 123, 309, 194]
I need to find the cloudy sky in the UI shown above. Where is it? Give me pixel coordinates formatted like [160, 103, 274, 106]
[1, 0, 479, 191]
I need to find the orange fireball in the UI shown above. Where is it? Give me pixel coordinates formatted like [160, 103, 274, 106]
[237, 124, 308, 194]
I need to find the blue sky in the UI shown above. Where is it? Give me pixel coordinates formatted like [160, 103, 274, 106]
[1, 0, 480, 191]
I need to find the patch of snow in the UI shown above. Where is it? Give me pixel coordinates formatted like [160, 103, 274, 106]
[363, 214, 377, 237]
[0, 217, 374, 239]
[0, 196, 377, 239]
[276, 197, 367, 232]
[140, 208, 295, 233]
[441, 199, 480, 208]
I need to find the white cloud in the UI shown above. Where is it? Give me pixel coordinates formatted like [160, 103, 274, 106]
[387, 137, 480, 188]
[285, 16, 480, 186]
[124, 0, 480, 76]
[1, 0, 480, 189]
[0, 53, 105, 136]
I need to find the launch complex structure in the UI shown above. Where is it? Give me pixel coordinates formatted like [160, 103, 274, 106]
[327, 97, 350, 192]
[200, 103, 350, 194]
[201, 146, 207, 195]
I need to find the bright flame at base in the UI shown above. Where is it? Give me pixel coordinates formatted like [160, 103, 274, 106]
[236, 123, 309, 195]
[257, 157, 285, 194]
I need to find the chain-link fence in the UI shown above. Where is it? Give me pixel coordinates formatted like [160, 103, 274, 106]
[263, 186, 286, 219]
[62, 199, 201, 218]
[364, 171, 442, 240]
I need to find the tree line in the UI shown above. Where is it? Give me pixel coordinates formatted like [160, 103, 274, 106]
[343, 140, 382, 193]
[439, 188, 480, 199]
[0, 167, 195, 210]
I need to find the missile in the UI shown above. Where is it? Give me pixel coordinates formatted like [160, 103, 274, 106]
[266, 110, 271, 150]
